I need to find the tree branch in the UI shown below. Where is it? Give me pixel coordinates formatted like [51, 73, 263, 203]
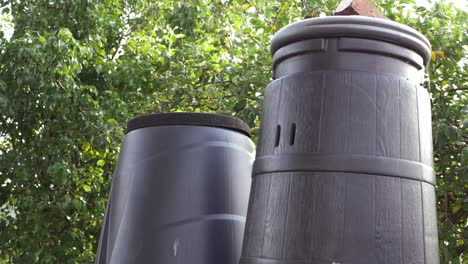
[446, 87, 468, 93]
[431, 62, 442, 74]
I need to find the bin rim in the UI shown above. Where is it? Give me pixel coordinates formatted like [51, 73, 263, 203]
[126, 112, 251, 137]
[271, 16, 432, 65]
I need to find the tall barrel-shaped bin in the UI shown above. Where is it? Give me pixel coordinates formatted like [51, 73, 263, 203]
[96, 113, 254, 264]
[241, 17, 439, 263]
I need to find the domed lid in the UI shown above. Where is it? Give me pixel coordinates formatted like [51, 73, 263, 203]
[126, 112, 251, 137]
[271, 16, 431, 65]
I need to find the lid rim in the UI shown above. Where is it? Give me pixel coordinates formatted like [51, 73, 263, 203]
[271, 16, 431, 65]
[126, 112, 251, 137]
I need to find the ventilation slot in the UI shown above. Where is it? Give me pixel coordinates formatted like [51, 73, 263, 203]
[289, 123, 296, 146]
[275, 125, 281, 147]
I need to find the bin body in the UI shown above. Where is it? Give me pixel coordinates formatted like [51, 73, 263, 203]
[241, 16, 439, 264]
[96, 113, 254, 264]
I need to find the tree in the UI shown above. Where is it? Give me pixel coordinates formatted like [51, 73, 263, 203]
[0, 0, 466, 263]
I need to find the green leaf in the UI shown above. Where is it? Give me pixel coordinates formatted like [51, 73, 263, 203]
[38, 36, 47, 46]
[72, 199, 82, 210]
[82, 142, 91, 152]
[82, 184, 91, 192]
[96, 159, 105, 166]
[58, 174, 68, 186]
[433, 18, 440, 29]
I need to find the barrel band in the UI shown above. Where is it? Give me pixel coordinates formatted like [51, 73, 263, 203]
[253, 154, 436, 186]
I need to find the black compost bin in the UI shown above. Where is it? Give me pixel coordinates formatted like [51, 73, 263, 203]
[95, 113, 254, 264]
[241, 16, 439, 264]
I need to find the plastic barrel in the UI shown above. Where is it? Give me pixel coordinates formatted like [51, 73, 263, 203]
[95, 113, 254, 264]
[240, 16, 439, 264]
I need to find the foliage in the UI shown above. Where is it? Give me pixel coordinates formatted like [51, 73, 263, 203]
[0, 0, 466, 263]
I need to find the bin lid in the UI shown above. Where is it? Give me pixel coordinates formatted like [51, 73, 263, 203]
[127, 112, 251, 137]
[271, 16, 431, 65]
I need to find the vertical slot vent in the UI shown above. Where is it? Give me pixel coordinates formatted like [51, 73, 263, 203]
[275, 125, 281, 147]
[290, 123, 296, 146]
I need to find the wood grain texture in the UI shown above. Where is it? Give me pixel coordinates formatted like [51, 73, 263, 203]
[243, 71, 437, 263]
[376, 77, 401, 159]
[262, 173, 291, 258]
[276, 73, 324, 154]
[347, 73, 377, 154]
[401, 179, 425, 264]
[309, 172, 346, 260]
[340, 173, 376, 263]
[422, 182, 440, 264]
[375, 176, 403, 264]
[417, 86, 434, 167]
[400, 80, 420, 162]
[283, 173, 316, 259]
[242, 175, 272, 257]
[242, 173, 258, 256]
[319, 72, 351, 153]
[257, 80, 283, 157]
